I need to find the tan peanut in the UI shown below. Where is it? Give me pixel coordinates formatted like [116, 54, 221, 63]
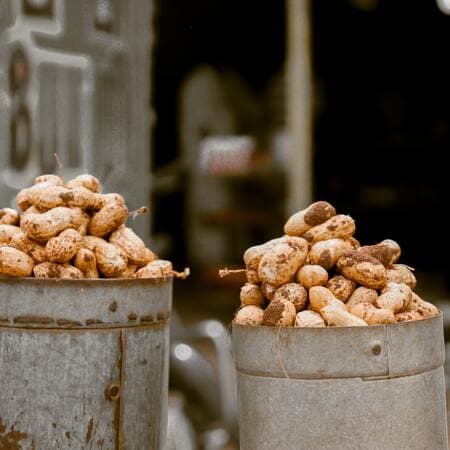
[34, 174, 64, 186]
[76, 210, 91, 236]
[0, 224, 22, 244]
[395, 311, 423, 323]
[10, 231, 47, 264]
[262, 299, 296, 327]
[258, 237, 308, 285]
[74, 248, 99, 278]
[326, 275, 356, 302]
[60, 186, 105, 210]
[294, 310, 326, 327]
[358, 239, 401, 267]
[309, 238, 353, 270]
[234, 305, 264, 326]
[296, 265, 328, 289]
[121, 264, 139, 278]
[93, 241, 127, 278]
[89, 201, 128, 237]
[21, 207, 83, 241]
[375, 283, 412, 314]
[346, 287, 378, 308]
[102, 193, 125, 205]
[320, 303, 367, 326]
[261, 281, 278, 301]
[284, 201, 336, 236]
[337, 250, 387, 289]
[0, 208, 19, 225]
[0, 246, 34, 277]
[109, 226, 156, 266]
[240, 283, 265, 307]
[405, 292, 439, 318]
[273, 283, 308, 312]
[66, 174, 102, 193]
[45, 229, 84, 263]
[308, 286, 347, 313]
[349, 303, 395, 325]
[303, 215, 355, 243]
[134, 259, 173, 279]
[386, 264, 417, 289]
[26, 186, 70, 210]
[33, 262, 84, 279]
[243, 237, 284, 282]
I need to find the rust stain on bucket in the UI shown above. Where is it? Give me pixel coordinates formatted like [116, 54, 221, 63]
[0, 417, 28, 450]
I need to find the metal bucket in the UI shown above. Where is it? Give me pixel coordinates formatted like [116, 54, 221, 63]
[233, 314, 448, 450]
[0, 277, 172, 450]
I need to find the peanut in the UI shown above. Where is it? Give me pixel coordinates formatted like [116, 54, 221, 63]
[386, 264, 417, 289]
[34, 174, 64, 186]
[284, 201, 336, 236]
[326, 275, 356, 302]
[74, 248, 99, 278]
[346, 287, 378, 308]
[46, 229, 84, 263]
[134, 259, 173, 279]
[375, 283, 412, 314]
[262, 299, 296, 326]
[320, 303, 367, 326]
[294, 310, 326, 327]
[258, 237, 308, 285]
[27, 186, 69, 210]
[303, 215, 355, 243]
[243, 237, 284, 282]
[59, 186, 105, 210]
[261, 281, 278, 301]
[349, 303, 395, 325]
[33, 262, 84, 279]
[0, 246, 34, 277]
[102, 193, 125, 205]
[273, 283, 308, 312]
[308, 286, 347, 313]
[94, 240, 127, 278]
[10, 231, 47, 263]
[296, 264, 328, 289]
[0, 224, 22, 244]
[121, 264, 139, 278]
[337, 250, 387, 289]
[395, 311, 423, 323]
[308, 238, 353, 270]
[89, 201, 128, 237]
[66, 174, 101, 193]
[0, 208, 19, 225]
[240, 283, 265, 307]
[234, 305, 264, 326]
[405, 292, 439, 318]
[358, 239, 401, 267]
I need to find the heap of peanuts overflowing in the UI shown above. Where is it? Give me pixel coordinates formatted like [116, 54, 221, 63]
[0, 174, 187, 280]
[232, 201, 439, 327]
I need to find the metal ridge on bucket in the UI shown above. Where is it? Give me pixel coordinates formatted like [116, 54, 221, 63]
[232, 313, 444, 380]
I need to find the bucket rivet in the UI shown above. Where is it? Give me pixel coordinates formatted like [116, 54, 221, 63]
[106, 383, 120, 401]
[372, 344, 382, 355]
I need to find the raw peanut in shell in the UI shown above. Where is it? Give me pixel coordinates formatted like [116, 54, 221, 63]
[308, 238, 353, 270]
[243, 237, 284, 271]
[284, 201, 336, 236]
[0, 208, 19, 225]
[0, 246, 34, 277]
[0, 224, 22, 244]
[33, 262, 84, 279]
[89, 201, 128, 237]
[296, 264, 328, 289]
[134, 259, 173, 279]
[74, 248, 99, 278]
[346, 287, 378, 308]
[234, 305, 264, 326]
[102, 193, 125, 205]
[83, 235, 106, 252]
[121, 264, 139, 278]
[303, 215, 356, 243]
[21, 205, 41, 217]
[309, 286, 347, 313]
[337, 250, 387, 289]
[295, 310, 326, 327]
[94, 242, 127, 278]
[326, 275, 356, 302]
[386, 264, 417, 289]
[273, 283, 308, 312]
[27, 186, 70, 210]
[358, 239, 401, 267]
[21, 207, 83, 241]
[66, 174, 101, 193]
[262, 299, 296, 327]
[320, 303, 367, 327]
[45, 228, 84, 263]
[60, 186, 105, 210]
[405, 292, 440, 318]
[109, 226, 156, 266]
[34, 174, 64, 186]
[258, 237, 308, 286]
[10, 231, 47, 264]
[240, 283, 265, 307]
[375, 283, 412, 314]
[261, 281, 278, 301]
[76, 210, 91, 236]
[349, 303, 395, 325]
[395, 311, 423, 323]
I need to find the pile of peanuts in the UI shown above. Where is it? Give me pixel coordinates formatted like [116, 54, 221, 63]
[233, 201, 440, 327]
[0, 174, 184, 279]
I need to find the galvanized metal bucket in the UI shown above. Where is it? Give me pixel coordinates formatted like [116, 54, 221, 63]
[0, 277, 172, 450]
[233, 315, 448, 450]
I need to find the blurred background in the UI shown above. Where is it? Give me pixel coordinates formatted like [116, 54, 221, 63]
[2, 0, 450, 448]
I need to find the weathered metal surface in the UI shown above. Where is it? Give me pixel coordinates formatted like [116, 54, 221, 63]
[0, 277, 172, 328]
[0, 278, 172, 449]
[233, 315, 448, 450]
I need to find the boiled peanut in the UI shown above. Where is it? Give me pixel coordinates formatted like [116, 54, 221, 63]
[375, 283, 412, 314]
[102, 193, 125, 205]
[33, 262, 84, 279]
[46, 229, 84, 263]
[262, 299, 296, 326]
[308, 286, 347, 313]
[34, 174, 64, 186]
[240, 283, 265, 307]
[258, 237, 308, 285]
[59, 186, 105, 210]
[296, 264, 328, 289]
[303, 215, 355, 243]
[320, 303, 367, 326]
[358, 239, 401, 267]
[27, 186, 69, 210]
[0, 224, 22, 244]
[10, 231, 47, 263]
[261, 281, 278, 301]
[308, 238, 353, 270]
[284, 201, 336, 236]
[0, 208, 19, 225]
[243, 237, 284, 279]
[94, 241, 127, 278]
[0, 246, 34, 277]
[346, 287, 378, 308]
[395, 311, 423, 323]
[405, 292, 439, 318]
[74, 248, 99, 278]
[349, 303, 395, 325]
[134, 259, 173, 279]
[234, 305, 264, 326]
[89, 201, 128, 237]
[66, 174, 101, 193]
[294, 310, 326, 327]
[121, 264, 139, 278]
[326, 275, 356, 302]
[337, 250, 387, 289]
[386, 264, 416, 289]
[273, 283, 308, 312]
